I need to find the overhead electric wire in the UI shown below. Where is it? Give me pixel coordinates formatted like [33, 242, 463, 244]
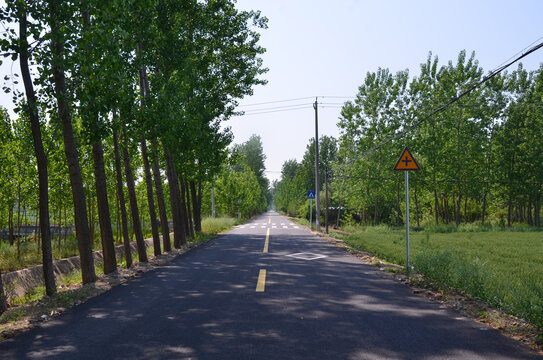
[235, 105, 312, 116]
[238, 97, 314, 107]
[319, 95, 356, 99]
[241, 103, 313, 113]
[332, 175, 543, 186]
[341, 39, 543, 167]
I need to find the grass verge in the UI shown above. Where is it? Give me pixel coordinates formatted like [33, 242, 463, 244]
[335, 224, 543, 345]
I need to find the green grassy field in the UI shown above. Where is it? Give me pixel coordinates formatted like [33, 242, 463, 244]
[340, 225, 543, 331]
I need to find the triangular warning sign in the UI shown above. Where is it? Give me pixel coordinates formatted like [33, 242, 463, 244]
[393, 147, 420, 171]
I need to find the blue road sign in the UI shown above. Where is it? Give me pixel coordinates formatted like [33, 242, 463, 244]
[307, 191, 315, 199]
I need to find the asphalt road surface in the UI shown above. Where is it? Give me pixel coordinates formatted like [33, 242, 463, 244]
[0, 211, 541, 359]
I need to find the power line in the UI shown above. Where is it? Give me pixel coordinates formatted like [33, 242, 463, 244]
[342, 39, 543, 166]
[238, 97, 314, 107]
[319, 95, 356, 99]
[330, 175, 543, 186]
[234, 105, 312, 116]
[241, 103, 313, 113]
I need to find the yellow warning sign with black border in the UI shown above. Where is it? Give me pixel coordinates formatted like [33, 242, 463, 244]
[393, 147, 420, 171]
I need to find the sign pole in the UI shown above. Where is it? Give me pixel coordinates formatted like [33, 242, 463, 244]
[393, 147, 419, 275]
[405, 171, 410, 272]
[310, 198, 313, 230]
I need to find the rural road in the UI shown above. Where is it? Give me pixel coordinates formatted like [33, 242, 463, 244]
[0, 211, 540, 359]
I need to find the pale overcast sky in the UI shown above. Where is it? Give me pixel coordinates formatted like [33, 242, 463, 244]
[0, 1, 542, 184]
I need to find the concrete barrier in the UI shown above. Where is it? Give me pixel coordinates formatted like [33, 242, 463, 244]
[1, 238, 154, 301]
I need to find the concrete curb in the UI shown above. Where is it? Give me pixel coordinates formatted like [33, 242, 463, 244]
[1, 238, 154, 300]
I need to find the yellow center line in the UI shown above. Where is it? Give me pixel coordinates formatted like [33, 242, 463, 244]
[263, 228, 270, 253]
[256, 269, 267, 292]
[268, 217, 271, 224]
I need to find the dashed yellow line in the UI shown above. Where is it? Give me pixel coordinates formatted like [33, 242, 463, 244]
[268, 217, 271, 224]
[263, 228, 270, 253]
[256, 269, 267, 292]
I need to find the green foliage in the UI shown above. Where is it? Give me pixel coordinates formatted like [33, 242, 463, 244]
[333, 50, 543, 229]
[200, 216, 237, 235]
[273, 136, 338, 219]
[214, 162, 263, 218]
[0, 0, 268, 295]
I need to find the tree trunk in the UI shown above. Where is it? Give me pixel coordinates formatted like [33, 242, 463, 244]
[455, 193, 461, 227]
[464, 196, 468, 224]
[151, 141, 170, 252]
[113, 130, 132, 268]
[49, 1, 95, 284]
[92, 141, 117, 274]
[62, 206, 67, 250]
[536, 185, 541, 227]
[336, 197, 343, 228]
[58, 192, 62, 252]
[88, 193, 95, 245]
[528, 201, 533, 226]
[16, 185, 21, 260]
[163, 145, 185, 248]
[211, 182, 216, 219]
[8, 207, 13, 246]
[80, 0, 116, 274]
[191, 181, 202, 234]
[482, 191, 487, 225]
[181, 178, 194, 239]
[0, 268, 6, 314]
[122, 129, 147, 263]
[34, 213, 39, 254]
[414, 183, 420, 227]
[373, 196, 379, 224]
[197, 182, 202, 231]
[141, 136, 161, 256]
[507, 199, 512, 227]
[434, 189, 439, 226]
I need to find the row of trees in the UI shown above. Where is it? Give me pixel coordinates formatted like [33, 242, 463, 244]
[201, 134, 270, 218]
[273, 51, 543, 229]
[273, 135, 337, 219]
[0, 0, 267, 313]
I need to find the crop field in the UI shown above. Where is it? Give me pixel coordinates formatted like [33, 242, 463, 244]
[341, 225, 543, 330]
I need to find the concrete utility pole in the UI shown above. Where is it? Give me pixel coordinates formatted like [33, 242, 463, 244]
[325, 167, 329, 234]
[314, 97, 320, 231]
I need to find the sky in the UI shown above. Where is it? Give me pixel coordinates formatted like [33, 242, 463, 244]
[0, 1, 542, 184]
[229, 0, 543, 183]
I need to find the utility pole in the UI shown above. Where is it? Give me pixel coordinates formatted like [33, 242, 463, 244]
[325, 167, 329, 234]
[314, 97, 320, 232]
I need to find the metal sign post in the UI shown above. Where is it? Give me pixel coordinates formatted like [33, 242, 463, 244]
[393, 147, 420, 274]
[310, 198, 313, 230]
[405, 171, 410, 270]
[307, 191, 315, 230]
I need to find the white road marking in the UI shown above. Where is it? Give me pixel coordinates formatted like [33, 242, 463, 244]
[261, 226, 266, 228]
[250, 226, 256, 229]
[272, 226, 277, 228]
[283, 226, 288, 228]
[286, 252, 328, 260]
